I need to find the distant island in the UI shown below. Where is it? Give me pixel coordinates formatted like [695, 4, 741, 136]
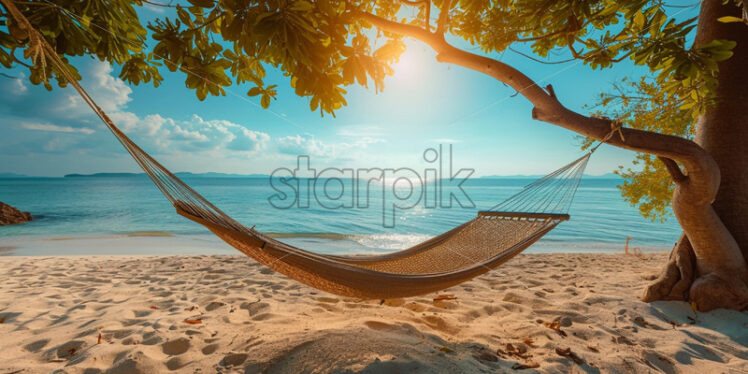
[63, 172, 271, 178]
[64, 172, 142, 178]
[0, 173, 30, 179]
[480, 173, 620, 179]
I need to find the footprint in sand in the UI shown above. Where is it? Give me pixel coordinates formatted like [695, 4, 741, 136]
[23, 339, 49, 353]
[109, 329, 133, 339]
[122, 335, 142, 345]
[421, 315, 455, 334]
[221, 352, 249, 367]
[141, 332, 163, 345]
[205, 301, 226, 311]
[482, 305, 502, 316]
[643, 350, 678, 374]
[240, 300, 270, 316]
[133, 310, 153, 318]
[251, 312, 277, 321]
[403, 302, 427, 313]
[502, 292, 527, 304]
[107, 351, 161, 374]
[44, 340, 86, 360]
[201, 343, 219, 355]
[162, 337, 191, 355]
[166, 355, 191, 370]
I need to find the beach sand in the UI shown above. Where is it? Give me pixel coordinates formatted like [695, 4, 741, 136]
[0, 253, 746, 373]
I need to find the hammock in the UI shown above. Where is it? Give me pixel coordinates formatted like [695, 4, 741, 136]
[8, 2, 596, 299]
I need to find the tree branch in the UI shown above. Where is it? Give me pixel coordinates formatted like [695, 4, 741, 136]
[353, 10, 716, 184]
[184, 11, 225, 33]
[355, 11, 437, 44]
[436, 0, 452, 34]
[508, 46, 575, 64]
[10, 47, 33, 68]
[515, 28, 571, 42]
[399, 0, 430, 31]
[659, 156, 688, 183]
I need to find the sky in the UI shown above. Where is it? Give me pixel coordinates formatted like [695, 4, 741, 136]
[0, 3, 701, 177]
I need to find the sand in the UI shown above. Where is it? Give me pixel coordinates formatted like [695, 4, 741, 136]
[0, 253, 746, 373]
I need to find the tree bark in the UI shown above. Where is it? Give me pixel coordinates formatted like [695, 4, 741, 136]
[694, 0, 748, 258]
[355, 0, 748, 311]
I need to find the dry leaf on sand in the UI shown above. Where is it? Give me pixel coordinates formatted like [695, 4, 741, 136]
[555, 347, 584, 364]
[512, 362, 540, 370]
[540, 320, 567, 337]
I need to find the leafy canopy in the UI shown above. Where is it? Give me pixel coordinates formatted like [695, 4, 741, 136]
[0, 0, 740, 219]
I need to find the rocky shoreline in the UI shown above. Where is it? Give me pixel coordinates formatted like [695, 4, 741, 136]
[0, 202, 33, 225]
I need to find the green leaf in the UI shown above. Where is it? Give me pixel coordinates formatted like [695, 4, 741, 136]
[290, 1, 314, 12]
[261, 94, 271, 108]
[187, 0, 214, 8]
[196, 86, 207, 101]
[177, 7, 192, 25]
[633, 11, 646, 29]
[717, 16, 743, 23]
[711, 50, 734, 61]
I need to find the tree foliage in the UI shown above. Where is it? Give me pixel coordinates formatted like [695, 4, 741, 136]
[0, 0, 742, 219]
[586, 76, 695, 221]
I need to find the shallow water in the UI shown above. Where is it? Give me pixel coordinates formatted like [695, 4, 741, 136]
[0, 176, 681, 255]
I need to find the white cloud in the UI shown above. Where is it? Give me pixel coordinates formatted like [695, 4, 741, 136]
[62, 62, 132, 116]
[276, 134, 385, 158]
[0, 72, 28, 95]
[109, 112, 270, 154]
[12, 73, 27, 95]
[21, 122, 95, 135]
[277, 134, 331, 156]
[143, 3, 167, 13]
[42, 137, 78, 152]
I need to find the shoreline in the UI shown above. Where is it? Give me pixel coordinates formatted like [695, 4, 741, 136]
[1, 253, 745, 373]
[0, 232, 675, 256]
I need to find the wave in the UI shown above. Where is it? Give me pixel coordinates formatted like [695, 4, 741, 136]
[266, 232, 434, 251]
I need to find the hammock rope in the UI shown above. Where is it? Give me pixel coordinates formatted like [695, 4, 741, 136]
[4, 0, 620, 299]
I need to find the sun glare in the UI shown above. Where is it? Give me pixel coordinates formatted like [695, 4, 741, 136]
[394, 51, 417, 79]
[392, 44, 431, 82]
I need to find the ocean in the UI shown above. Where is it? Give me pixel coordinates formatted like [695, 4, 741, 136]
[0, 175, 681, 255]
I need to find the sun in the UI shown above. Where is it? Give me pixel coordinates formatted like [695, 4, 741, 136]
[391, 42, 433, 82]
[394, 50, 418, 79]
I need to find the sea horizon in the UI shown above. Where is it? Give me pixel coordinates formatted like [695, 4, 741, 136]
[0, 175, 681, 256]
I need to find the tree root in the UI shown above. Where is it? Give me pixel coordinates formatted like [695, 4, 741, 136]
[643, 233, 748, 311]
[642, 234, 695, 302]
[690, 272, 748, 311]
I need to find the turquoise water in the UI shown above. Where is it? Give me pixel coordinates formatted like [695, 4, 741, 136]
[0, 176, 681, 254]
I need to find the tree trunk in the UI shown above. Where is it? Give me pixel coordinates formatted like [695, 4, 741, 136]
[643, 0, 748, 311]
[695, 0, 748, 257]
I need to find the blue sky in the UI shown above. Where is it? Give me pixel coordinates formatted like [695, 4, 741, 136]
[0, 3, 700, 177]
